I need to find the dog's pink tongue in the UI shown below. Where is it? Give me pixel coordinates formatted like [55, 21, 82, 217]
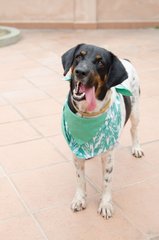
[80, 85, 96, 111]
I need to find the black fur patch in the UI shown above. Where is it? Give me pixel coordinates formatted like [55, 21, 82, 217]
[124, 58, 131, 63]
[68, 92, 77, 114]
[123, 95, 132, 124]
[106, 166, 113, 174]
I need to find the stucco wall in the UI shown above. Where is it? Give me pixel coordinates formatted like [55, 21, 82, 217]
[0, 0, 159, 28]
[97, 0, 159, 21]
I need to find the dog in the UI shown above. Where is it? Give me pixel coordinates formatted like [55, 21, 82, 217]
[61, 44, 144, 219]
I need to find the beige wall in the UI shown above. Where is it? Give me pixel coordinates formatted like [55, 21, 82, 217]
[0, 0, 159, 28]
[0, 0, 74, 22]
[97, 0, 159, 21]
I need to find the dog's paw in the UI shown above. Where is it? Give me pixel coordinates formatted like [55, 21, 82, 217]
[98, 200, 114, 219]
[71, 192, 86, 212]
[132, 145, 144, 158]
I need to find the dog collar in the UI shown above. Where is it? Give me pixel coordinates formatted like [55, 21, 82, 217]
[71, 98, 111, 117]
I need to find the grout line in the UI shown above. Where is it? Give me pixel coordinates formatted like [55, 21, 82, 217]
[113, 201, 148, 239]
[2, 167, 49, 240]
[1, 93, 69, 162]
[86, 176, 102, 193]
[22, 49, 61, 77]
[0, 137, 43, 147]
[0, 136, 43, 147]
[69, 159, 102, 194]
[1, 91, 52, 105]
[0, 112, 61, 126]
[24, 75, 65, 106]
[119, 138, 159, 150]
[8, 159, 69, 177]
[112, 174, 159, 193]
[46, 137, 71, 162]
[142, 139, 159, 145]
[139, 67, 159, 73]
[4, 96, 57, 106]
[1, 94, 59, 138]
[0, 213, 28, 224]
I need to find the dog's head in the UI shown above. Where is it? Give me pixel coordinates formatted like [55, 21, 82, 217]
[61, 44, 128, 111]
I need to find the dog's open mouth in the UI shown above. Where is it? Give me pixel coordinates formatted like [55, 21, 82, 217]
[73, 81, 86, 101]
[73, 81, 96, 111]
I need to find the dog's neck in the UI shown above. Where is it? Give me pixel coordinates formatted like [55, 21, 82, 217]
[70, 89, 113, 117]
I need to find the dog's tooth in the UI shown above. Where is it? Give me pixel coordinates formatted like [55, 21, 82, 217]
[74, 81, 79, 94]
[73, 92, 85, 100]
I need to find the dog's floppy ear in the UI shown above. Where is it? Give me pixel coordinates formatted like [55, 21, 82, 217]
[106, 52, 128, 89]
[61, 43, 85, 76]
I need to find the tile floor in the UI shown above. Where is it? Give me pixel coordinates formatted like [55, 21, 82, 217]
[0, 29, 159, 240]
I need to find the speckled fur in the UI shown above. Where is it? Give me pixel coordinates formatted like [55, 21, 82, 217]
[62, 45, 144, 219]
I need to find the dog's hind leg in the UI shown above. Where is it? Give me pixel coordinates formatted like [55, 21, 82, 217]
[98, 150, 114, 219]
[71, 155, 86, 212]
[130, 95, 144, 158]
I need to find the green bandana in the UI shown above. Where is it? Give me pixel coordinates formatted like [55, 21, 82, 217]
[62, 92, 122, 159]
[62, 103, 107, 145]
[62, 77, 132, 159]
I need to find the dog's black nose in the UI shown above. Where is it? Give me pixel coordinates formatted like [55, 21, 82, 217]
[75, 67, 89, 79]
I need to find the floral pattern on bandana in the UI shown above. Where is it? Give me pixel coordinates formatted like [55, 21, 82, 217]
[62, 93, 122, 159]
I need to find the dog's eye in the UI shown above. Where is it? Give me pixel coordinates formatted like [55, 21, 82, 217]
[75, 55, 82, 61]
[97, 60, 104, 68]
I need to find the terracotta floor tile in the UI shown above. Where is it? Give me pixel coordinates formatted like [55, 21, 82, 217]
[48, 135, 72, 160]
[2, 88, 49, 104]
[0, 78, 35, 93]
[40, 58, 63, 73]
[119, 121, 132, 147]
[29, 114, 61, 137]
[1, 68, 34, 81]
[0, 166, 5, 178]
[23, 47, 53, 60]
[35, 201, 145, 240]
[24, 66, 53, 78]
[114, 176, 159, 235]
[0, 178, 26, 220]
[149, 237, 159, 240]
[11, 162, 97, 212]
[142, 141, 159, 167]
[37, 53, 59, 66]
[27, 71, 61, 87]
[1, 53, 27, 65]
[140, 69, 159, 98]
[0, 215, 44, 240]
[137, 57, 159, 70]
[0, 105, 22, 123]
[120, 97, 159, 146]
[140, 96, 159, 143]
[85, 146, 157, 191]
[42, 83, 69, 104]
[0, 96, 7, 106]
[0, 139, 65, 174]
[112, 147, 157, 190]
[15, 98, 62, 118]
[0, 121, 40, 146]
[2, 59, 41, 72]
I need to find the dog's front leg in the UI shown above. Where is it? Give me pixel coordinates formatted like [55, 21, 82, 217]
[98, 150, 114, 219]
[71, 155, 86, 212]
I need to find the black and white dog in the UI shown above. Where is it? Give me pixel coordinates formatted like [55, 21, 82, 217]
[61, 44, 144, 219]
